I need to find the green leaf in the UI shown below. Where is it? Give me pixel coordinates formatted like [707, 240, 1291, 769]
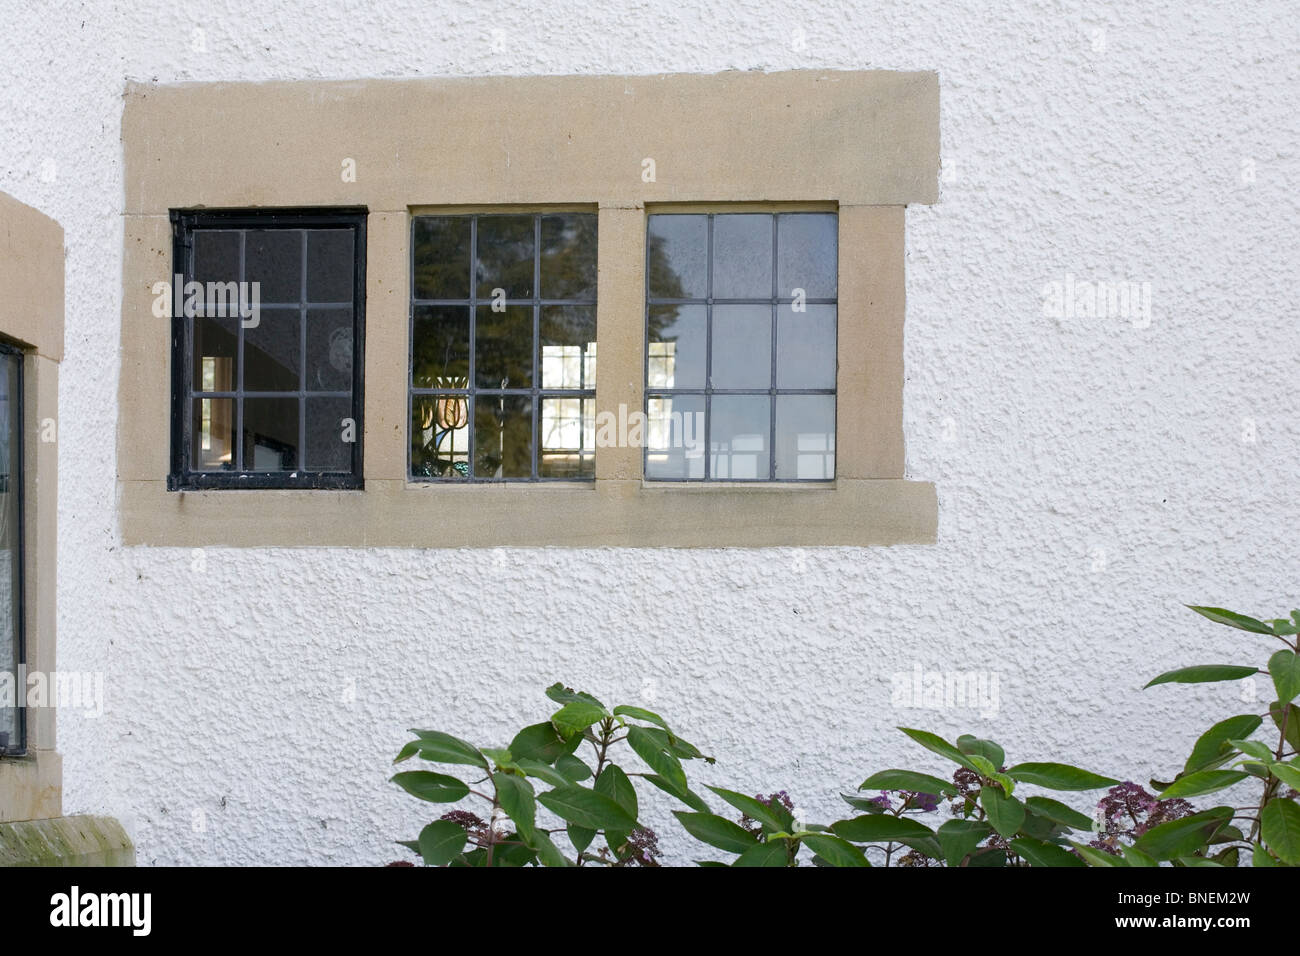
[394, 740, 421, 764]
[408, 729, 489, 768]
[898, 728, 979, 772]
[481, 747, 514, 769]
[1186, 606, 1275, 634]
[707, 787, 788, 833]
[593, 764, 638, 820]
[1024, 796, 1094, 832]
[1184, 714, 1264, 774]
[457, 848, 487, 868]
[528, 830, 570, 867]
[1010, 837, 1084, 867]
[509, 722, 581, 764]
[1176, 856, 1223, 867]
[627, 726, 687, 793]
[1122, 845, 1158, 867]
[937, 819, 991, 867]
[966, 847, 1008, 867]
[1006, 762, 1118, 790]
[514, 758, 571, 789]
[1269, 702, 1300, 753]
[1209, 824, 1244, 846]
[491, 841, 537, 867]
[841, 794, 890, 813]
[1070, 843, 1126, 867]
[802, 834, 871, 867]
[1253, 844, 1278, 867]
[551, 701, 608, 738]
[981, 787, 1026, 838]
[537, 786, 637, 832]
[555, 753, 592, 782]
[1271, 619, 1300, 636]
[968, 755, 1016, 795]
[674, 812, 759, 854]
[957, 735, 1006, 770]
[391, 771, 471, 803]
[1132, 806, 1234, 861]
[612, 705, 670, 731]
[1260, 798, 1300, 864]
[1211, 846, 1240, 867]
[544, 683, 606, 710]
[1269, 762, 1300, 791]
[831, 814, 935, 844]
[605, 829, 631, 858]
[858, 769, 956, 797]
[417, 820, 468, 866]
[1019, 807, 1065, 841]
[1269, 650, 1300, 705]
[567, 823, 595, 854]
[494, 771, 536, 839]
[1226, 738, 1273, 761]
[644, 773, 711, 812]
[732, 841, 790, 867]
[1159, 770, 1250, 800]
[665, 735, 710, 763]
[1145, 665, 1259, 689]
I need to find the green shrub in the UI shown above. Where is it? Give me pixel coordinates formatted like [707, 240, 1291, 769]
[391, 606, 1300, 867]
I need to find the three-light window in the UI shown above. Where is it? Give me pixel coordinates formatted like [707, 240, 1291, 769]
[170, 208, 837, 487]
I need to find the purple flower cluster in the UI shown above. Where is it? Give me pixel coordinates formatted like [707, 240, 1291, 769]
[1089, 781, 1194, 855]
[896, 849, 941, 867]
[867, 790, 940, 813]
[441, 809, 490, 846]
[760, 791, 796, 813]
[904, 791, 941, 812]
[739, 791, 797, 836]
[614, 827, 662, 867]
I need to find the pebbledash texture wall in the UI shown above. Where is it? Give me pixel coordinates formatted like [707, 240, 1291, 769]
[1, 0, 1297, 865]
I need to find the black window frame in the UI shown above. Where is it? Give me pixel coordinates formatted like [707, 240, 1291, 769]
[0, 340, 24, 756]
[168, 207, 368, 491]
[408, 211, 598, 483]
[643, 211, 838, 483]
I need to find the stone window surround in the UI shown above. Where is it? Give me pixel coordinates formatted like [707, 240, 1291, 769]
[0, 192, 62, 823]
[118, 69, 940, 548]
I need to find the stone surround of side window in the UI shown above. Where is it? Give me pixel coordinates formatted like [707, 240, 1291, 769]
[0, 190, 134, 865]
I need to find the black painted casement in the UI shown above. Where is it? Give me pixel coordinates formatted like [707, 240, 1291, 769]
[168, 208, 367, 490]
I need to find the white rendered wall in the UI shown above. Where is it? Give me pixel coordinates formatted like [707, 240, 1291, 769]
[0, 0, 1297, 864]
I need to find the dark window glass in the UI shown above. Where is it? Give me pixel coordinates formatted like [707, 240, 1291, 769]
[0, 346, 22, 755]
[410, 212, 597, 481]
[170, 209, 366, 489]
[412, 306, 470, 386]
[644, 211, 836, 481]
[413, 217, 471, 300]
[475, 304, 533, 389]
